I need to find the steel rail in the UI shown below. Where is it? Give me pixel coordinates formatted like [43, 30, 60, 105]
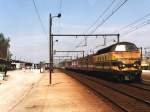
[62, 70, 150, 112]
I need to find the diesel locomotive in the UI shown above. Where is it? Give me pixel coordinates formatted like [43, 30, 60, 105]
[65, 42, 142, 81]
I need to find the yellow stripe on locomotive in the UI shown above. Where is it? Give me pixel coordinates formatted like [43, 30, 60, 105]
[65, 42, 142, 81]
[94, 42, 141, 72]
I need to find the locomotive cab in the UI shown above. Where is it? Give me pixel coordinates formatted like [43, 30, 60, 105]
[66, 41, 142, 82]
[94, 42, 142, 81]
[113, 43, 138, 52]
[111, 42, 142, 81]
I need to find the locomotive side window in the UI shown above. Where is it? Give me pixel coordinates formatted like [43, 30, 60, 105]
[126, 44, 138, 51]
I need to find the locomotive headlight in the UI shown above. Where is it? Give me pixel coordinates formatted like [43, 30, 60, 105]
[118, 63, 125, 69]
[120, 64, 125, 67]
[133, 64, 137, 67]
[133, 63, 140, 68]
[122, 64, 125, 67]
[134, 61, 140, 67]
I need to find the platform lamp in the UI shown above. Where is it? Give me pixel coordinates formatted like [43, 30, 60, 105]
[49, 13, 61, 85]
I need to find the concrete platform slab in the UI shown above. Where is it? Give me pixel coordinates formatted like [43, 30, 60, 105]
[7, 70, 116, 112]
[142, 71, 150, 81]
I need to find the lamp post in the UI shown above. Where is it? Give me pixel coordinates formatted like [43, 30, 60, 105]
[49, 13, 61, 85]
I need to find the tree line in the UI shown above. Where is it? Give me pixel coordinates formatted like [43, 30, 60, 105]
[0, 33, 12, 60]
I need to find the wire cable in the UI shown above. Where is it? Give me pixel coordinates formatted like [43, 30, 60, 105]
[90, 0, 128, 34]
[121, 19, 150, 36]
[84, 0, 116, 34]
[56, 0, 63, 34]
[76, 0, 116, 48]
[32, 0, 47, 36]
[76, 0, 127, 49]
[59, 0, 63, 12]
[115, 13, 150, 33]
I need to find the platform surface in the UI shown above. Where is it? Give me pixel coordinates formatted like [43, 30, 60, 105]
[142, 70, 150, 81]
[0, 69, 116, 112]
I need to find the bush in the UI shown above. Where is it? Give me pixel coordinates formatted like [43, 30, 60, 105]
[0, 64, 5, 72]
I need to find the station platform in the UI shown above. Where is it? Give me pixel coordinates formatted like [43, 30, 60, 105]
[10, 69, 115, 112]
[142, 70, 150, 81]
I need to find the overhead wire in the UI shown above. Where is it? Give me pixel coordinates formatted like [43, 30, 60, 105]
[114, 13, 150, 33]
[57, 0, 63, 33]
[90, 0, 128, 34]
[113, 12, 150, 36]
[75, 0, 128, 52]
[76, 0, 116, 49]
[85, 0, 128, 53]
[59, 0, 63, 12]
[32, 0, 47, 36]
[121, 19, 150, 36]
[84, 0, 116, 34]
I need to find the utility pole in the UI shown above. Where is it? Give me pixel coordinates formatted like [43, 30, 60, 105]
[49, 14, 52, 85]
[117, 34, 120, 43]
[140, 47, 143, 60]
[52, 35, 53, 72]
[49, 13, 61, 85]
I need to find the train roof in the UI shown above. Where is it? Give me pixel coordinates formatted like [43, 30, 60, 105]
[96, 42, 137, 55]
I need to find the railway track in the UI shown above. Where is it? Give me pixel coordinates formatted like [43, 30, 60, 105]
[127, 83, 150, 91]
[141, 80, 150, 86]
[62, 70, 150, 112]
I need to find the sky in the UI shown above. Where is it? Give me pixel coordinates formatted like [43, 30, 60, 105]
[0, 0, 150, 63]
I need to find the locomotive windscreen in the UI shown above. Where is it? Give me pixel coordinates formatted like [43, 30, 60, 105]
[115, 43, 138, 51]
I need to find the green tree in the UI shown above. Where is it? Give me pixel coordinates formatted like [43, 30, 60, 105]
[0, 33, 12, 60]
